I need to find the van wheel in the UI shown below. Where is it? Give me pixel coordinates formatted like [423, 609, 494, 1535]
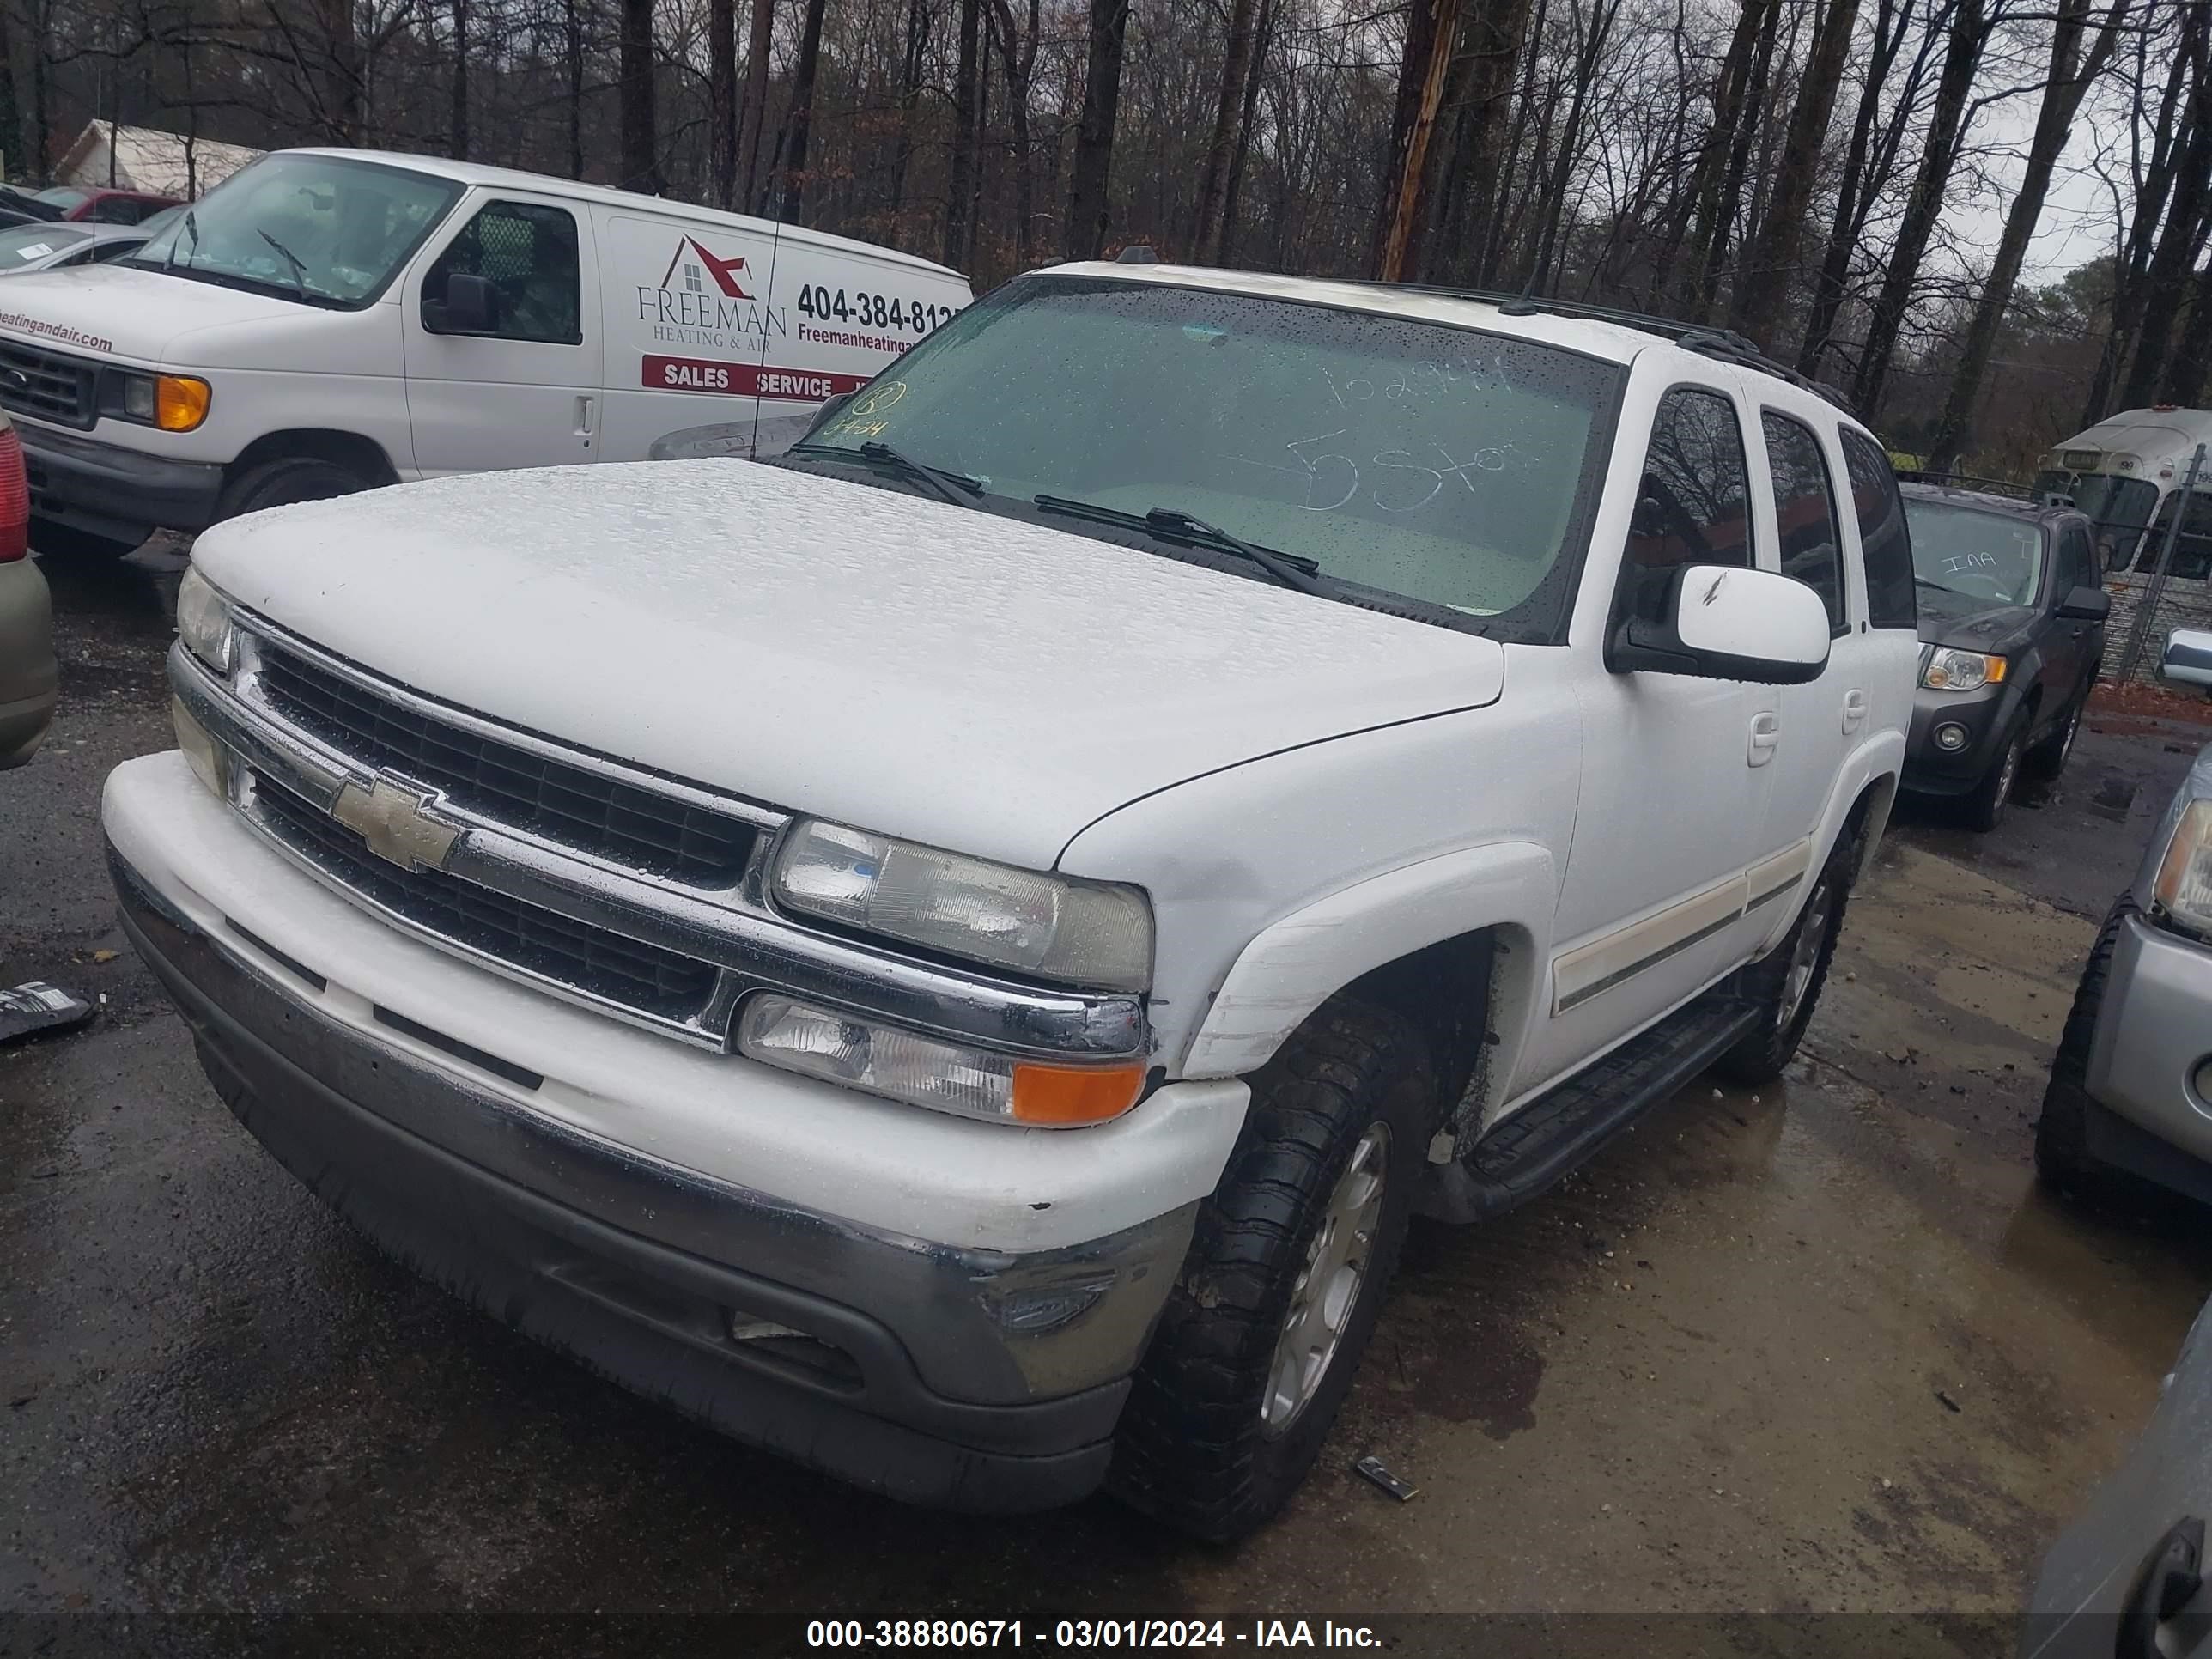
[1712, 830, 1856, 1086]
[215, 458, 366, 521]
[1109, 1000, 1431, 1542]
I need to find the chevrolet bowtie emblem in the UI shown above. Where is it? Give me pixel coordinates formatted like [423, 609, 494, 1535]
[331, 775, 462, 872]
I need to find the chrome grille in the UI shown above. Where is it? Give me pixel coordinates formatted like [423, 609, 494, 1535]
[0, 338, 96, 428]
[252, 769, 719, 1022]
[256, 643, 756, 888]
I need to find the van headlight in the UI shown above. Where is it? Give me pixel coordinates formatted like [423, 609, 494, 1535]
[2154, 800, 2212, 940]
[175, 566, 235, 675]
[101, 370, 212, 432]
[770, 818, 1153, 992]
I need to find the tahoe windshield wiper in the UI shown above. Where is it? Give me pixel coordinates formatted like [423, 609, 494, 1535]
[787, 439, 981, 508]
[1032, 494, 1322, 594]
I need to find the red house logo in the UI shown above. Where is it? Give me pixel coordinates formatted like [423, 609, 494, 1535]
[659, 237, 755, 300]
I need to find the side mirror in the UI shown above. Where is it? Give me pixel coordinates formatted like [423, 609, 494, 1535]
[423, 271, 500, 335]
[2163, 628, 2212, 689]
[803, 390, 854, 437]
[1608, 564, 1831, 686]
[2057, 586, 2111, 621]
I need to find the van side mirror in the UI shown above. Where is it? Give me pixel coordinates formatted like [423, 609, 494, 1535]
[2164, 628, 2212, 689]
[2057, 586, 2110, 621]
[1607, 565, 1831, 685]
[424, 271, 500, 336]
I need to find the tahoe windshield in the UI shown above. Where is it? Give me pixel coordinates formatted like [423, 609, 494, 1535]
[130, 154, 461, 308]
[1905, 500, 2045, 606]
[796, 276, 1622, 633]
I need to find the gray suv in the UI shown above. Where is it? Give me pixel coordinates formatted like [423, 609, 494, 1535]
[2037, 665, 2212, 1202]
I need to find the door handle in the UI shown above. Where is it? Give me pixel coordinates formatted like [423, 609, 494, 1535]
[574, 395, 596, 441]
[2118, 1516, 2203, 1659]
[1841, 690, 1869, 733]
[1747, 712, 1779, 767]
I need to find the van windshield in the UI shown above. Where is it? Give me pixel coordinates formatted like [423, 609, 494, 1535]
[2034, 470, 2157, 568]
[798, 276, 1622, 629]
[129, 154, 462, 308]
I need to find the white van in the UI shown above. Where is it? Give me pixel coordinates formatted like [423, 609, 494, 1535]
[0, 148, 972, 553]
[2036, 406, 2212, 576]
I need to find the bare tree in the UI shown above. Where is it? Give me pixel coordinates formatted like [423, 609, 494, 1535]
[1065, 0, 1129, 258]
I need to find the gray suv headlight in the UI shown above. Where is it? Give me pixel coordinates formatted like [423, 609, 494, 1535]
[2154, 801, 2212, 940]
[770, 817, 1153, 992]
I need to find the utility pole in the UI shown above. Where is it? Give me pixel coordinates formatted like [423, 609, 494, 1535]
[1377, 0, 1463, 283]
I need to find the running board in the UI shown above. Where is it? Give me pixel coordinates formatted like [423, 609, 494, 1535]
[1414, 983, 1762, 1224]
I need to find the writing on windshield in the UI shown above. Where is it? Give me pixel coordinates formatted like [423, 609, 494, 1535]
[1905, 501, 2045, 606]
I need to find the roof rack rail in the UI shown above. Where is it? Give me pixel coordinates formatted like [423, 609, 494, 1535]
[1893, 468, 2041, 501]
[1360, 283, 1861, 418]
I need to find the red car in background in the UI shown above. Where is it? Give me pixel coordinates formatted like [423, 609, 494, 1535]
[0, 185, 179, 229]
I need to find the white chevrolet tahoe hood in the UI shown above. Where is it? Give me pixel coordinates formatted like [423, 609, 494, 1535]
[193, 461, 1507, 869]
[0, 264, 314, 368]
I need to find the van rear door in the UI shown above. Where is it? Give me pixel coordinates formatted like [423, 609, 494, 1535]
[596, 208, 775, 462]
[401, 189, 604, 475]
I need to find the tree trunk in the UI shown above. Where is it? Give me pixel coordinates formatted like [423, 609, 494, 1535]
[1529, 0, 1622, 293]
[710, 0, 738, 207]
[617, 0, 660, 192]
[775, 0, 830, 222]
[738, 0, 775, 212]
[1436, 0, 1536, 286]
[450, 0, 470, 160]
[888, 0, 934, 239]
[1692, 0, 1780, 319]
[945, 0, 982, 267]
[2165, 257, 2212, 406]
[1798, 0, 1911, 374]
[1925, 0, 2125, 471]
[1195, 0, 1261, 262]
[0, 4, 21, 180]
[985, 0, 1041, 267]
[1482, 0, 1552, 283]
[2118, 46, 2212, 410]
[565, 0, 586, 179]
[1064, 0, 1130, 258]
[1677, 0, 1773, 313]
[1850, 0, 1984, 417]
[1219, 0, 1279, 266]
[1376, 0, 1465, 283]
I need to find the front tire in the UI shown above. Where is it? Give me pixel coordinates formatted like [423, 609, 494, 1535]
[2035, 899, 2131, 1204]
[214, 457, 366, 522]
[1109, 1000, 1433, 1542]
[1713, 830, 1856, 1085]
[2023, 694, 2085, 783]
[1962, 714, 2027, 833]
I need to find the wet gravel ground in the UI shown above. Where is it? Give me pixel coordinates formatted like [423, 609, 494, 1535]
[6, 544, 2212, 1650]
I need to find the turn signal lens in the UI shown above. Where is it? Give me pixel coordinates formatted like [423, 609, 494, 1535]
[736, 993, 1144, 1127]
[155, 375, 211, 432]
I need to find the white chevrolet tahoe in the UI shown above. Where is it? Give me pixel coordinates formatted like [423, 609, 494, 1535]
[102, 264, 1919, 1539]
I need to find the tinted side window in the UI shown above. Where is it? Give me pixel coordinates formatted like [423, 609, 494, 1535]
[1840, 429, 1915, 628]
[426, 201, 582, 345]
[2057, 524, 2097, 596]
[1762, 411, 1846, 631]
[1620, 387, 1753, 622]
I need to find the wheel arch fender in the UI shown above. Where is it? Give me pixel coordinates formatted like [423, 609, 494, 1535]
[1179, 841, 1557, 1112]
[222, 428, 399, 492]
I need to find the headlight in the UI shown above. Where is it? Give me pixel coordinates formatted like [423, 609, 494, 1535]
[1922, 649, 2007, 692]
[101, 370, 211, 432]
[737, 994, 1146, 1126]
[2154, 800, 2212, 939]
[175, 566, 235, 674]
[771, 818, 1153, 992]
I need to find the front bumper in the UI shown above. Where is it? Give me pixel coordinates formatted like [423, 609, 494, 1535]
[103, 753, 1246, 1511]
[1899, 681, 2011, 796]
[19, 418, 223, 544]
[2085, 912, 2212, 1174]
